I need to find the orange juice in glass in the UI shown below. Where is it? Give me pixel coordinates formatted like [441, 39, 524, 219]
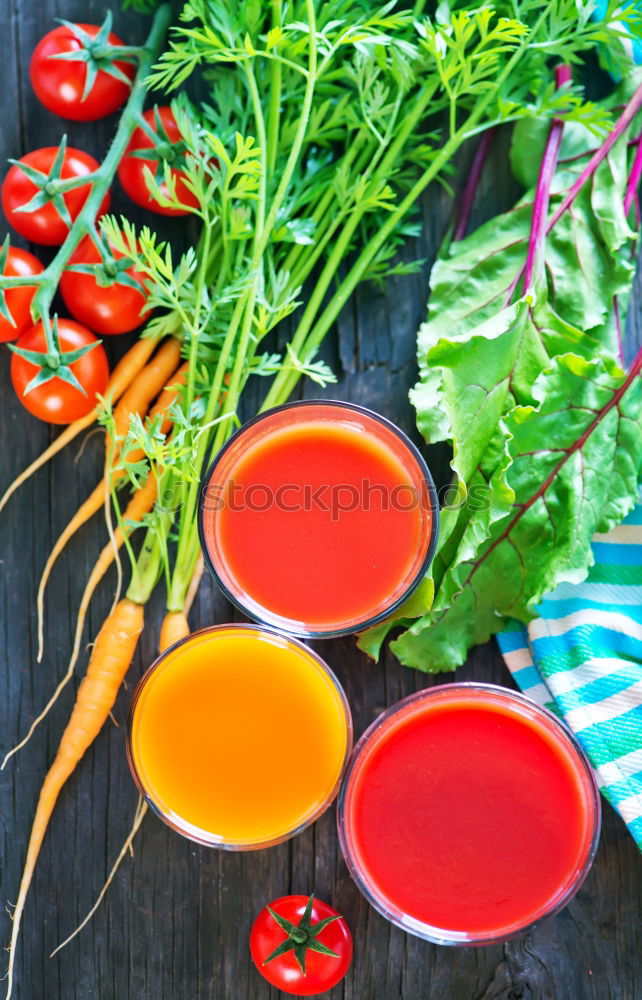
[127, 625, 352, 849]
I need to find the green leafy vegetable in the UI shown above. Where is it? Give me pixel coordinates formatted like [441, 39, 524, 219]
[359, 73, 642, 672]
[390, 354, 642, 671]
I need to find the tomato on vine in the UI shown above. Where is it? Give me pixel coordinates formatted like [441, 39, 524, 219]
[1, 140, 110, 245]
[117, 106, 199, 216]
[60, 231, 150, 335]
[10, 318, 109, 424]
[0, 242, 44, 343]
[250, 895, 352, 996]
[30, 14, 136, 122]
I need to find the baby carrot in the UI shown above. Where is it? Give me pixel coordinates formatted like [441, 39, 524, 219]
[4, 597, 145, 1000]
[158, 553, 204, 652]
[3, 475, 158, 769]
[159, 611, 190, 652]
[35, 360, 186, 660]
[107, 337, 182, 450]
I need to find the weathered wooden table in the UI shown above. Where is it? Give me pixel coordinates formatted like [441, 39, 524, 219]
[1, 3, 641, 998]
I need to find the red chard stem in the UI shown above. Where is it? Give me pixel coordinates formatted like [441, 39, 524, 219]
[548, 79, 642, 231]
[505, 79, 642, 308]
[507, 65, 571, 304]
[624, 132, 642, 217]
[453, 128, 496, 242]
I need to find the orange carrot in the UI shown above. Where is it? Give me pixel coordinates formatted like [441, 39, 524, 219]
[0, 336, 161, 516]
[158, 553, 204, 652]
[3, 476, 158, 769]
[35, 360, 186, 661]
[107, 336, 163, 399]
[159, 611, 190, 652]
[148, 362, 188, 421]
[4, 597, 144, 1000]
[107, 337, 182, 451]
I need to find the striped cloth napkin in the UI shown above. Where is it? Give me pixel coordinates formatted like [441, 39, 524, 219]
[497, 496, 642, 851]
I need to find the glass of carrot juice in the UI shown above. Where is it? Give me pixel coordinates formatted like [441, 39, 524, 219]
[198, 400, 439, 638]
[338, 684, 600, 945]
[127, 625, 352, 849]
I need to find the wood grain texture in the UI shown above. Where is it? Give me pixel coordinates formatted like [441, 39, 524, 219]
[0, 3, 640, 999]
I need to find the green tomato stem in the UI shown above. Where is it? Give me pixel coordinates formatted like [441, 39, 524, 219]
[27, 5, 172, 328]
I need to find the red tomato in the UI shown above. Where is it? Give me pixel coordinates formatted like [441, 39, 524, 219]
[117, 107, 198, 217]
[250, 895, 352, 996]
[0, 246, 44, 343]
[30, 23, 134, 121]
[1, 147, 110, 246]
[10, 319, 109, 424]
[60, 233, 149, 334]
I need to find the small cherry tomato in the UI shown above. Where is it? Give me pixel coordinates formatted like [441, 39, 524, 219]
[250, 895, 352, 996]
[117, 106, 199, 216]
[60, 233, 150, 335]
[1, 146, 110, 246]
[30, 22, 135, 122]
[0, 246, 44, 343]
[10, 318, 109, 424]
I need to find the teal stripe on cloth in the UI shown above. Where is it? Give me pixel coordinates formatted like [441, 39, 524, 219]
[497, 496, 642, 852]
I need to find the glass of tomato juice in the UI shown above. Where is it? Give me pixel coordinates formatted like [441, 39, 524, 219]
[127, 625, 352, 849]
[198, 400, 439, 638]
[338, 684, 600, 944]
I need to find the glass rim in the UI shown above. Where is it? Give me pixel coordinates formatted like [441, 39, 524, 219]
[126, 622, 353, 851]
[197, 398, 440, 639]
[337, 682, 602, 946]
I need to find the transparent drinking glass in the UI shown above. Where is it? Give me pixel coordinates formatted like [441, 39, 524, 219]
[338, 683, 601, 945]
[198, 399, 439, 638]
[127, 624, 353, 850]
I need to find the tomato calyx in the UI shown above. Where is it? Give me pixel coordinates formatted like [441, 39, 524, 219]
[49, 13, 139, 101]
[8, 314, 100, 397]
[6, 136, 93, 228]
[129, 105, 191, 182]
[263, 896, 341, 975]
[66, 231, 145, 293]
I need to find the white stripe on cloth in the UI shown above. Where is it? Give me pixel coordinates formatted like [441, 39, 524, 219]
[601, 747, 642, 780]
[596, 758, 639, 787]
[546, 658, 637, 696]
[617, 791, 642, 826]
[564, 680, 642, 731]
[544, 583, 642, 605]
[501, 647, 533, 671]
[529, 609, 642, 642]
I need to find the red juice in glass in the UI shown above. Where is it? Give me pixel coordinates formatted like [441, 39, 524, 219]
[338, 684, 600, 944]
[198, 400, 438, 637]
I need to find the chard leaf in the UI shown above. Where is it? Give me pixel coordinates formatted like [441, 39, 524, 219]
[356, 576, 435, 661]
[376, 85, 642, 676]
[384, 355, 642, 672]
